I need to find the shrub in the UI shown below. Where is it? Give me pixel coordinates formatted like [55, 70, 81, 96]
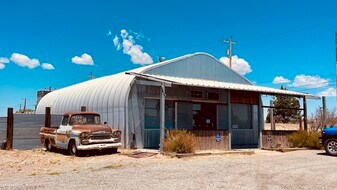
[288, 131, 322, 149]
[163, 130, 197, 153]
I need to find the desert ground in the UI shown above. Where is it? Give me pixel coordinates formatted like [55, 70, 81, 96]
[1, 148, 336, 190]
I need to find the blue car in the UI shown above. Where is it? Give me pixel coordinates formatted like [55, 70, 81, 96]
[320, 126, 337, 156]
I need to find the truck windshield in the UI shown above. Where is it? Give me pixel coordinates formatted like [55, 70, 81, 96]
[69, 114, 101, 125]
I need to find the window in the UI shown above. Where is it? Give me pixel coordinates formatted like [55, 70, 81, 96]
[69, 114, 101, 125]
[217, 105, 228, 130]
[144, 99, 175, 129]
[231, 104, 252, 129]
[192, 103, 217, 130]
[176, 102, 193, 130]
[61, 116, 69, 126]
[191, 90, 203, 99]
[208, 91, 219, 101]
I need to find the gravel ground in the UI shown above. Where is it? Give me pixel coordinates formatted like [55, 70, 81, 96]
[0, 149, 336, 190]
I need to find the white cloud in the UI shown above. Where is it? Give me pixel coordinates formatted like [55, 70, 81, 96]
[0, 57, 9, 64]
[113, 35, 121, 50]
[42, 63, 55, 70]
[113, 29, 153, 65]
[219, 55, 252, 75]
[318, 88, 336, 97]
[10, 53, 40, 69]
[0, 57, 10, 70]
[291, 74, 328, 88]
[71, 53, 94, 65]
[120, 29, 128, 39]
[273, 76, 291, 84]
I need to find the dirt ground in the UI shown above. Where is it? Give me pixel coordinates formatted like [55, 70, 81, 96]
[1, 148, 336, 190]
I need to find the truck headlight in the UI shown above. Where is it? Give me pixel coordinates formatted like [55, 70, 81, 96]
[111, 131, 121, 138]
[80, 132, 90, 139]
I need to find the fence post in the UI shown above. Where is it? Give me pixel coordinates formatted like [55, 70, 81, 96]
[81, 106, 87, 112]
[5, 108, 14, 150]
[45, 107, 51, 128]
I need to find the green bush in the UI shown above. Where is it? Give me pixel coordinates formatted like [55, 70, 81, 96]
[163, 130, 197, 153]
[288, 131, 322, 149]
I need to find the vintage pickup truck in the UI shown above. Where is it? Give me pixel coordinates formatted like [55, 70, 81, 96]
[39, 112, 122, 156]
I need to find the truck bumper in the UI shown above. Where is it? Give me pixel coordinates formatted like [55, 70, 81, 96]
[77, 142, 122, 151]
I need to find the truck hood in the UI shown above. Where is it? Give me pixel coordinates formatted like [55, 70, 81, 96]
[322, 126, 337, 135]
[72, 124, 112, 133]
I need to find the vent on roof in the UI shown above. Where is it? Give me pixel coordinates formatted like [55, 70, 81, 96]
[159, 57, 166, 62]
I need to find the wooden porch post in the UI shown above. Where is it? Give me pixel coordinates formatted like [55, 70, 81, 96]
[227, 90, 232, 150]
[45, 107, 51, 128]
[81, 106, 87, 112]
[5, 108, 14, 150]
[303, 96, 308, 131]
[258, 94, 263, 148]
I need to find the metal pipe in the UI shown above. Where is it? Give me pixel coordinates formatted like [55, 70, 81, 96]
[159, 83, 166, 152]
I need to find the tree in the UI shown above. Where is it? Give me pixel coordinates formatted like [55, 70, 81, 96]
[266, 86, 301, 123]
[309, 108, 337, 132]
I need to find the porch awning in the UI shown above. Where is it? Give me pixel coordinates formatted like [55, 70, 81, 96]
[143, 74, 318, 99]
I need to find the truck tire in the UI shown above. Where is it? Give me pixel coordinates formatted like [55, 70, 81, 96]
[324, 139, 337, 156]
[45, 139, 53, 152]
[69, 140, 78, 156]
[106, 148, 118, 154]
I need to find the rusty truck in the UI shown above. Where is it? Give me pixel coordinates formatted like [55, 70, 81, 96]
[39, 112, 122, 156]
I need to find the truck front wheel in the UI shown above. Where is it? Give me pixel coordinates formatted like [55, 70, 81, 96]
[324, 139, 337, 156]
[69, 140, 78, 156]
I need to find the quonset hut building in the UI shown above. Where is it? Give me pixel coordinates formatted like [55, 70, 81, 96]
[36, 52, 312, 150]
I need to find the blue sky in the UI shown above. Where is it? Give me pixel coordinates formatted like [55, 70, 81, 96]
[1, 0, 337, 116]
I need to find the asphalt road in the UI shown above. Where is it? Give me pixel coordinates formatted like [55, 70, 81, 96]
[1, 149, 336, 190]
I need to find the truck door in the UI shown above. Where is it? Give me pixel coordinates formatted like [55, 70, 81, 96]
[56, 116, 71, 149]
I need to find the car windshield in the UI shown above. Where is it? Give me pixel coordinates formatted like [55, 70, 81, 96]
[69, 114, 101, 125]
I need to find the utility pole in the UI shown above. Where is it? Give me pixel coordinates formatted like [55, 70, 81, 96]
[224, 36, 236, 68]
[23, 98, 27, 113]
[89, 72, 94, 80]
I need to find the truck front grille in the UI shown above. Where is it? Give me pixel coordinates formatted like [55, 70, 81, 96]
[90, 134, 111, 140]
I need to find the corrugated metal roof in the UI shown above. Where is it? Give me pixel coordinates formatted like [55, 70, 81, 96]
[141, 52, 253, 85]
[145, 74, 316, 98]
